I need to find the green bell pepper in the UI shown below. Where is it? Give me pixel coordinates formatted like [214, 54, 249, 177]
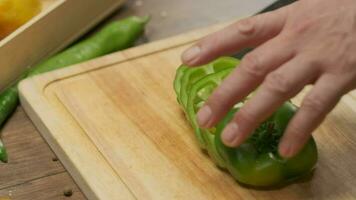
[215, 102, 318, 187]
[173, 56, 318, 187]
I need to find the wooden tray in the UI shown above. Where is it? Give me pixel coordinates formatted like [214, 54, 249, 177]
[0, 0, 125, 91]
[19, 22, 356, 200]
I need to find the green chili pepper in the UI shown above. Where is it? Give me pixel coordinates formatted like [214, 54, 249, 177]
[0, 16, 149, 163]
[0, 85, 18, 163]
[0, 86, 19, 128]
[28, 16, 149, 76]
[174, 56, 318, 187]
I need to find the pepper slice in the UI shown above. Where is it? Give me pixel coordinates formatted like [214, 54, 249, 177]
[175, 57, 239, 149]
[187, 68, 234, 165]
[179, 57, 239, 109]
[173, 66, 188, 102]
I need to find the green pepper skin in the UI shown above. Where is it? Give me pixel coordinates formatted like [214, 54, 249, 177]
[0, 16, 149, 163]
[173, 66, 188, 104]
[215, 102, 318, 187]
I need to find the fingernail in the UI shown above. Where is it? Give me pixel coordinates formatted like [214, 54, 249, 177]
[182, 45, 201, 63]
[279, 142, 293, 158]
[197, 106, 212, 127]
[222, 122, 239, 145]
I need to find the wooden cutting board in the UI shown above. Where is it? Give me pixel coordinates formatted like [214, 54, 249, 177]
[18, 22, 356, 200]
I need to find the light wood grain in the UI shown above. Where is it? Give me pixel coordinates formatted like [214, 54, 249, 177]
[18, 22, 356, 200]
[0, 0, 125, 91]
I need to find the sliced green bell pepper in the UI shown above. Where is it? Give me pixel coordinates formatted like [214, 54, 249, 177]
[173, 66, 188, 103]
[178, 57, 239, 109]
[175, 57, 239, 149]
[187, 68, 234, 166]
[173, 56, 318, 187]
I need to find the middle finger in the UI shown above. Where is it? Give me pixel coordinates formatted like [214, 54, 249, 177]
[197, 33, 296, 128]
[221, 55, 321, 147]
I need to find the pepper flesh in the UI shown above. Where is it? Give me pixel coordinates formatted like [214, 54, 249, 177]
[174, 56, 318, 187]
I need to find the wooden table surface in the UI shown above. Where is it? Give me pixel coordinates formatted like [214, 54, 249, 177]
[0, 0, 273, 199]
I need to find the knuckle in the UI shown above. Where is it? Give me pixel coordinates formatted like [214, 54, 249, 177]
[286, 123, 309, 143]
[240, 53, 264, 78]
[306, 56, 324, 69]
[300, 50, 328, 67]
[277, 32, 298, 49]
[212, 87, 230, 100]
[201, 34, 220, 50]
[235, 17, 256, 35]
[302, 95, 326, 113]
[234, 109, 256, 125]
[280, 31, 296, 44]
[208, 89, 238, 114]
[208, 88, 231, 108]
[264, 72, 293, 95]
[289, 19, 315, 35]
[208, 91, 227, 108]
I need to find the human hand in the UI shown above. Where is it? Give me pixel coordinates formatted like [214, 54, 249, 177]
[181, 0, 356, 158]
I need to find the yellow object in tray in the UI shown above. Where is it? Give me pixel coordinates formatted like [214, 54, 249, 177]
[0, 0, 41, 39]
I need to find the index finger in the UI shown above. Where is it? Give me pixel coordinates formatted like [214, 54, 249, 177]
[181, 7, 288, 66]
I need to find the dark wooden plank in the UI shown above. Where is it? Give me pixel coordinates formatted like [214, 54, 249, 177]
[0, 172, 85, 200]
[0, 107, 65, 189]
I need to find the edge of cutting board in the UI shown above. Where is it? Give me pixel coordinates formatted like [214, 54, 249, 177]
[18, 20, 235, 200]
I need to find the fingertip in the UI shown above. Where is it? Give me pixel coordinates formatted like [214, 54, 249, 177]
[278, 141, 294, 158]
[197, 105, 213, 128]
